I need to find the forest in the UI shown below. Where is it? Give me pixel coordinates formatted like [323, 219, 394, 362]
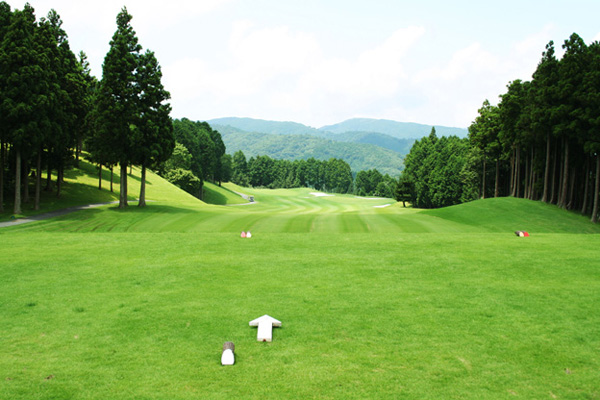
[0, 4, 174, 213]
[400, 33, 600, 223]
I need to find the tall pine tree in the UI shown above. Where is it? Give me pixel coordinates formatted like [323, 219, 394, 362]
[96, 7, 141, 208]
[134, 50, 174, 207]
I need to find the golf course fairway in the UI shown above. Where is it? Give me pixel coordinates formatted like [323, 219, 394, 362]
[1, 166, 599, 399]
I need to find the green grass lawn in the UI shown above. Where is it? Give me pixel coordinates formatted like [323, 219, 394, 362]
[1, 161, 599, 399]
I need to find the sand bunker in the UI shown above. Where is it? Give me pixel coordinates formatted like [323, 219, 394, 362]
[310, 192, 335, 197]
[373, 204, 392, 208]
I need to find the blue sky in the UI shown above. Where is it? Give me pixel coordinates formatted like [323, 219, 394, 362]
[8, 0, 600, 128]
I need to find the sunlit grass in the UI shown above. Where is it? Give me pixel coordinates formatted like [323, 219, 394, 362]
[0, 231, 598, 399]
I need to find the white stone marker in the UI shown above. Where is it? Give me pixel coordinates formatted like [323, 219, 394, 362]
[221, 342, 235, 365]
[249, 315, 281, 342]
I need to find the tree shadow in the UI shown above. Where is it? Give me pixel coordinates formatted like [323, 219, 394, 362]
[104, 204, 200, 215]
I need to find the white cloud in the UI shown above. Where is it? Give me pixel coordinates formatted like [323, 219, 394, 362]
[166, 24, 427, 126]
[302, 26, 424, 97]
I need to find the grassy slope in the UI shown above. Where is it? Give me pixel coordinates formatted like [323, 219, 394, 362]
[0, 159, 252, 222]
[0, 158, 204, 222]
[0, 159, 122, 221]
[423, 197, 599, 234]
[1, 164, 599, 399]
[202, 182, 248, 206]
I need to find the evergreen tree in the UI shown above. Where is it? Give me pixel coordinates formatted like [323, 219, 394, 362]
[96, 7, 142, 208]
[42, 9, 88, 200]
[134, 50, 174, 207]
[530, 41, 559, 203]
[395, 174, 413, 207]
[0, 1, 12, 213]
[0, 4, 47, 214]
[232, 150, 249, 186]
[470, 100, 501, 198]
[585, 41, 600, 223]
[556, 33, 588, 209]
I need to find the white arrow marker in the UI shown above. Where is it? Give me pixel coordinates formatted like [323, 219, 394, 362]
[249, 315, 282, 342]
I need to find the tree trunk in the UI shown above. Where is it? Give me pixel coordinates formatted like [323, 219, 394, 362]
[542, 133, 551, 202]
[494, 159, 499, 197]
[516, 147, 521, 198]
[129, 164, 133, 175]
[14, 149, 21, 215]
[45, 161, 52, 192]
[510, 148, 516, 196]
[98, 164, 103, 190]
[559, 139, 569, 209]
[582, 157, 590, 215]
[550, 142, 558, 204]
[567, 166, 576, 210]
[481, 158, 486, 199]
[591, 155, 599, 223]
[530, 146, 536, 199]
[0, 139, 4, 213]
[22, 160, 29, 204]
[56, 165, 63, 198]
[138, 164, 146, 207]
[524, 151, 530, 199]
[120, 162, 128, 208]
[35, 151, 42, 210]
[110, 166, 114, 193]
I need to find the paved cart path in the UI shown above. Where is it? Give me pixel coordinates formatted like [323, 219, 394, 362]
[0, 201, 121, 228]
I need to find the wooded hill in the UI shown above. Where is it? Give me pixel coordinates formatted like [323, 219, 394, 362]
[209, 117, 467, 177]
[213, 124, 407, 177]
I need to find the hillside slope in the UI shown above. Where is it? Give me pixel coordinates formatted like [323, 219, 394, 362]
[422, 197, 600, 234]
[217, 127, 404, 176]
[209, 117, 322, 136]
[322, 131, 415, 153]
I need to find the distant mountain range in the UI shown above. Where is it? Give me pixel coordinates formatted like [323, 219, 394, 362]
[209, 117, 468, 139]
[208, 117, 468, 176]
[213, 124, 406, 176]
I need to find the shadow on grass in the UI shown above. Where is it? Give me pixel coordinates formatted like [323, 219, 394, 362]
[103, 204, 200, 215]
[203, 189, 228, 205]
[65, 160, 150, 186]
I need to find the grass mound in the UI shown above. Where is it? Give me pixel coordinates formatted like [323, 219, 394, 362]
[422, 197, 600, 234]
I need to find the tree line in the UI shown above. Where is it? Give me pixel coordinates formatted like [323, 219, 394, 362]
[468, 33, 600, 222]
[0, 3, 94, 214]
[158, 118, 231, 199]
[229, 150, 397, 197]
[0, 4, 174, 214]
[398, 32, 600, 223]
[399, 128, 472, 208]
